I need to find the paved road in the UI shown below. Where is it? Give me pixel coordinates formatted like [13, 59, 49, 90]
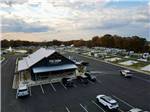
[1, 56, 17, 112]
[1, 54, 150, 112]
[65, 52, 150, 110]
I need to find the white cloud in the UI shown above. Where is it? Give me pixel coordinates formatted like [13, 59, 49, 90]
[0, 0, 149, 40]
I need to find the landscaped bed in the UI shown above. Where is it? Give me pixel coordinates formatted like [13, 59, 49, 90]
[0, 57, 5, 62]
[141, 64, 150, 72]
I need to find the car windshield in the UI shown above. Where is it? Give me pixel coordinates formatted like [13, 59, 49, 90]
[19, 89, 27, 92]
[111, 102, 117, 105]
[102, 96, 113, 102]
[125, 70, 130, 73]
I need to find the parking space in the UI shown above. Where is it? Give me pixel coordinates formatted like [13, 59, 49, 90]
[112, 95, 134, 111]
[40, 84, 45, 94]
[31, 85, 44, 96]
[79, 101, 105, 112]
[29, 81, 134, 112]
[49, 106, 66, 112]
[30, 78, 99, 97]
[41, 84, 54, 95]
[2, 56, 150, 112]
[47, 99, 130, 112]
[91, 100, 106, 112]
[50, 82, 57, 92]
[18, 74, 143, 112]
[52, 82, 67, 91]
[59, 81, 68, 90]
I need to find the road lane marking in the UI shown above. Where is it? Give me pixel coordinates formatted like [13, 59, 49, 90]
[40, 85, 45, 94]
[91, 100, 106, 112]
[60, 82, 67, 90]
[65, 106, 71, 112]
[29, 86, 32, 96]
[80, 104, 88, 112]
[132, 75, 150, 83]
[49, 82, 56, 92]
[113, 95, 135, 108]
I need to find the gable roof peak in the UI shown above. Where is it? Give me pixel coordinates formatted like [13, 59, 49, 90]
[18, 48, 56, 72]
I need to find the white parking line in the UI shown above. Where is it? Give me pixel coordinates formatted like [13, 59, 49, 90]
[87, 80, 94, 84]
[96, 79, 102, 83]
[90, 71, 102, 74]
[29, 86, 32, 96]
[16, 92, 18, 99]
[60, 82, 67, 90]
[118, 108, 124, 112]
[73, 84, 77, 88]
[113, 95, 135, 108]
[65, 106, 71, 112]
[49, 82, 56, 92]
[80, 104, 88, 112]
[91, 100, 106, 112]
[40, 85, 45, 94]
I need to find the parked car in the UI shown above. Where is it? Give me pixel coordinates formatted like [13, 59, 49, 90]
[81, 61, 89, 66]
[85, 72, 96, 82]
[96, 95, 119, 110]
[120, 70, 132, 77]
[17, 83, 29, 97]
[62, 78, 74, 87]
[77, 76, 88, 84]
[128, 108, 148, 112]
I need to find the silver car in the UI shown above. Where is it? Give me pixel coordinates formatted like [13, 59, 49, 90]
[96, 95, 119, 110]
[128, 108, 148, 112]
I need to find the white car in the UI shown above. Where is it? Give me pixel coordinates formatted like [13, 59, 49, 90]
[17, 83, 29, 97]
[120, 70, 132, 77]
[128, 108, 148, 112]
[96, 95, 119, 110]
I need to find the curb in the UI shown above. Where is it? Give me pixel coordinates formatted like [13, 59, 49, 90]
[76, 53, 150, 75]
[12, 75, 18, 89]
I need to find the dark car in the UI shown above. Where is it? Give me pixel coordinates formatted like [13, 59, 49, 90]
[62, 78, 74, 87]
[81, 61, 89, 66]
[76, 76, 88, 84]
[85, 72, 96, 82]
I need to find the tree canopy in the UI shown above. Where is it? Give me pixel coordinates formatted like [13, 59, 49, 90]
[1, 34, 149, 53]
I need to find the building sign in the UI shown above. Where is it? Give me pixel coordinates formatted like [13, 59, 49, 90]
[49, 59, 62, 64]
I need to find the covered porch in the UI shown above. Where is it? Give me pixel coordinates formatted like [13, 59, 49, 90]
[31, 64, 77, 81]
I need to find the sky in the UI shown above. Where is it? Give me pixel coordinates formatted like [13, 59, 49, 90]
[0, 0, 150, 41]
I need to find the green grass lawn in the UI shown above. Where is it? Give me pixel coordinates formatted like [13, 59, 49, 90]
[1, 57, 5, 61]
[130, 62, 149, 69]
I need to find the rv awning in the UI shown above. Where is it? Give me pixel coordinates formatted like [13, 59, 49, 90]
[32, 64, 77, 74]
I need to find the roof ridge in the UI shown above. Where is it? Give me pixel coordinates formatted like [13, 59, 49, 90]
[18, 48, 56, 72]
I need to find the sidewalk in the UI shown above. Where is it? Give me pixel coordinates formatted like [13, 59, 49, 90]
[12, 74, 19, 89]
[12, 71, 76, 89]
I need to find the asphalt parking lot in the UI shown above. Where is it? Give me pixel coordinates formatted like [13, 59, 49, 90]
[1, 54, 150, 112]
